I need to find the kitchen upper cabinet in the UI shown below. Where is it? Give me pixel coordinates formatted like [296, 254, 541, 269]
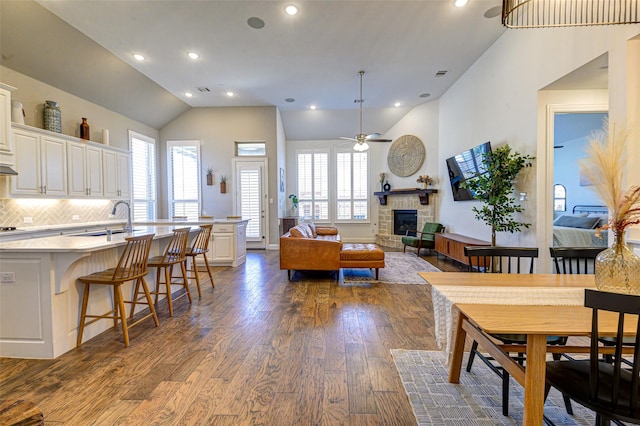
[67, 141, 103, 197]
[103, 150, 131, 199]
[10, 128, 67, 197]
[0, 86, 11, 154]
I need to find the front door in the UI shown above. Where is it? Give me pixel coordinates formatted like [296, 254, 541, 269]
[232, 158, 267, 249]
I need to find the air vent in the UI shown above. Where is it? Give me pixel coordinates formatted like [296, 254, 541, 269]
[197, 87, 211, 92]
[435, 70, 448, 77]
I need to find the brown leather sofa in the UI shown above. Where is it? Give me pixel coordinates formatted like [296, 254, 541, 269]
[280, 222, 385, 280]
[280, 222, 342, 279]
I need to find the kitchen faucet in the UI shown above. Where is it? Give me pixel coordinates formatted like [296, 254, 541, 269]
[112, 200, 133, 232]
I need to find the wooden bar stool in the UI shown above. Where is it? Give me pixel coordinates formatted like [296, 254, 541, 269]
[77, 234, 157, 348]
[185, 224, 215, 297]
[144, 227, 191, 316]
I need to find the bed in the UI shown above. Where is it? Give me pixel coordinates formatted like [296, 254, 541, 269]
[552, 205, 609, 247]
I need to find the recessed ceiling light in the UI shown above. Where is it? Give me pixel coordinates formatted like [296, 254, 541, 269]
[394, 102, 401, 107]
[285, 5, 298, 15]
[309, 104, 317, 110]
[454, 0, 469, 7]
[187, 52, 199, 60]
[133, 53, 145, 61]
[185, 92, 193, 98]
[484, 5, 502, 18]
[247, 17, 265, 29]
[419, 93, 431, 98]
[285, 98, 296, 103]
[226, 91, 235, 97]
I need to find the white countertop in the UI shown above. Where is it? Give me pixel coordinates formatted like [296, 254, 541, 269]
[0, 225, 199, 253]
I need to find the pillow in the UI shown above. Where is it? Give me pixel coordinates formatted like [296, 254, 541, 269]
[306, 221, 318, 238]
[553, 215, 600, 229]
[588, 214, 609, 229]
[289, 225, 311, 238]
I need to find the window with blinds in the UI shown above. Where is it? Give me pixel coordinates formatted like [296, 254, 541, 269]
[336, 150, 368, 221]
[129, 131, 157, 221]
[295, 149, 368, 222]
[168, 141, 200, 220]
[239, 168, 261, 238]
[297, 150, 329, 221]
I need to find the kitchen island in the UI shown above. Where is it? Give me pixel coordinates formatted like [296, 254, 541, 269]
[0, 225, 199, 359]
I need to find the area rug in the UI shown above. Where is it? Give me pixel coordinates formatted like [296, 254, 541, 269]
[391, 349, 595, 425]
[342, 252, 440, 284]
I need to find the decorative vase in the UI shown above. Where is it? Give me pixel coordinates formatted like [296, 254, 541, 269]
[594, 230, 640, 295]
[80, 118, 90, 140]
[422, 182, 428, 189]
[206, 173, 213, 186]
[220, 181, 227, 193]
[43, 100, 62, 133]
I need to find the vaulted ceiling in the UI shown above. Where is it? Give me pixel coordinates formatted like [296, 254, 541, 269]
[1, 0, 507, 139]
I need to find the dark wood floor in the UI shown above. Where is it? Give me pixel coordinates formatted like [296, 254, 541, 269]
[0, 250, 464, 425]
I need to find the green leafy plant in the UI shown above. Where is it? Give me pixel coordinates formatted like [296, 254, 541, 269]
[462, 145, 535, 246]
[220, 174, 227, 183]
[288, 193, 299, 209]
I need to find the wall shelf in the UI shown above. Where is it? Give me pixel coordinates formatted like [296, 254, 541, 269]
[373, 189, 438, 206]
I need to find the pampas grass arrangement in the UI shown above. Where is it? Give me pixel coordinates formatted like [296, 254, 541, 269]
[580, 120, 640, 237]
[581, 119, 640, 294]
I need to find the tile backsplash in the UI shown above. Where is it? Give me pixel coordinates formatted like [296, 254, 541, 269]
[0, 199, 121, 228]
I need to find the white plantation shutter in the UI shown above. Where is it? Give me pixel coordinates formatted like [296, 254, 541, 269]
[239, 168, 261, 238]
[168, 141, 200, 219]
[336, 150, 368, 221]
[296, 150, 329, 221]
[130, 132, 156, 221]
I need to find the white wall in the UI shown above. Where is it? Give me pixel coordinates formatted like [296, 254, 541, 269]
[1, 66, 159, 149]
[159, 106, 281, 246]
[437, 25, 640, 270]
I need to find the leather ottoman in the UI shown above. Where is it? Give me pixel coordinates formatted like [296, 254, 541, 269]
[340, 243, 385, 279]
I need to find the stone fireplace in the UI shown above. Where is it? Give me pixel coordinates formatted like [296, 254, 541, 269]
[376, 194, 436, 249]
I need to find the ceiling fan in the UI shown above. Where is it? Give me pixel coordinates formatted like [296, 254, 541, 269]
[340, 70, 392, 151]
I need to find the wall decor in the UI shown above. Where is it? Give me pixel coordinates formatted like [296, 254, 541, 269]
[43, 100, 62, 133]
[387, 135, 425, 177]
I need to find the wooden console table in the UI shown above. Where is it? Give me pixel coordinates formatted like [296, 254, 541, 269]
[373, 189, 438, 205]
[435, 233, 490, 265]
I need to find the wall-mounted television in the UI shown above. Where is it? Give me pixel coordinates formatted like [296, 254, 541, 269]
[445, 141, 492, 201]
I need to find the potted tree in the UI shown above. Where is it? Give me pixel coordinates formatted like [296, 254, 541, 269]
[462, 145, 535, 246]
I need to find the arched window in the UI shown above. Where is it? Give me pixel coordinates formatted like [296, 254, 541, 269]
[554, 184, 566, 212]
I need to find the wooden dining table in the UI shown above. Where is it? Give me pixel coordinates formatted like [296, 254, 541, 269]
[418, 272, 637, 426]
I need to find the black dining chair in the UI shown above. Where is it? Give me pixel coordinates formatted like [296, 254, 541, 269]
[463, 246, 573, 417]
[545, 289, 640, 425]
[549, 247, 605, 274]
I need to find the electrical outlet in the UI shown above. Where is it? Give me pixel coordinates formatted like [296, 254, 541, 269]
[23, 217, 33, 224]
[0, 272, 16, 283]
[72, 215, 80, 221]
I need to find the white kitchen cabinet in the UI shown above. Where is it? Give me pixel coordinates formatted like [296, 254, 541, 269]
[10, 128, 67, 197]
[67, 141, 103, 197]
[103, 150, 131, 199]
[207, 220, 249, 267]
[0, 85, 12, 155]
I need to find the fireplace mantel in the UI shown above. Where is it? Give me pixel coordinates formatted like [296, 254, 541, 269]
[373, 189, 438, 206]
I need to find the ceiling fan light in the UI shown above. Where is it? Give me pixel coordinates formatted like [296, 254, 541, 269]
[354, 142, 369, 152]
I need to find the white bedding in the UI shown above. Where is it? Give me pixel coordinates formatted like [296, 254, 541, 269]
[553, 225, 608, 247]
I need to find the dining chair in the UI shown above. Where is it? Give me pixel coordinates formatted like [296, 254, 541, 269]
[549, 247, 605, 274]
[77, 234, 158, 347]
[546, 289, 640, 425]
[184, 224, 215, 297]
[463, 246, 573, 416]
[144, 227, 191, 317]
[401, 222, 443, 256]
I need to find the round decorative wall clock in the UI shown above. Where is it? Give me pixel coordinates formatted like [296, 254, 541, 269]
[387, 134, 425, 177]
